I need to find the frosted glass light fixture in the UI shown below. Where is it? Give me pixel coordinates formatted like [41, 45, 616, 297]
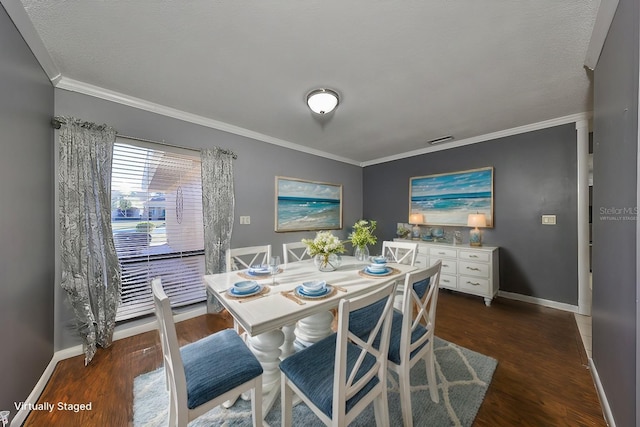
[467, 213, 487, 246]
[307, 89, 339, 114]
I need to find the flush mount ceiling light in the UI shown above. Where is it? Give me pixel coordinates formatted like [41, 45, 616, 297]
[306, 89, 339, 114]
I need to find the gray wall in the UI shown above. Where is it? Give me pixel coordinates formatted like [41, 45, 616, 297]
[363, 124, 578, 304]
[0, 4, 55, 417]
[592, 0, 639, 424]
[54, 89, 363, 349]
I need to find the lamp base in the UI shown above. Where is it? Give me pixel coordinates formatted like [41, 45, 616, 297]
[411, 224, 421, 239]
[469, 228, 482, 246]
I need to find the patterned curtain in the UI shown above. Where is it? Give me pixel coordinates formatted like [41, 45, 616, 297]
[58, 117, 121, 365]
[201, 147, 235, 312]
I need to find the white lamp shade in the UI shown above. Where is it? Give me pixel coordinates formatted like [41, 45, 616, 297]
[467, 213, 487, 228]
[307, 89, 339, 114]
[409, 213, 424, 224]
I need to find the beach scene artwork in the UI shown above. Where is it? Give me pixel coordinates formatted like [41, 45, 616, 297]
[410, 167, 493, 227]
[275, 177, 342, 232]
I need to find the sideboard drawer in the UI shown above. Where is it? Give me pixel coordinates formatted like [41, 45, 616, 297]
[429, 247, 457, 259]
[414, 254, 429, 268]
[395, 239, 499, 306]
[439, 274, 457, 289]
[440, 260, 457, 275]
[458, 250, 490, 263]
[458, 261, 490, 278]
[459, 275, 490, 293]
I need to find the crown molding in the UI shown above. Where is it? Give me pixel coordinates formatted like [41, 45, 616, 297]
[360, 112, 593, 167]
[1, 0, 61, 83]
[55, 77, 362, 166]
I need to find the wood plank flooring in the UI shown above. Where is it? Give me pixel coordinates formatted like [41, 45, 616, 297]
[24, 292, 605, 426]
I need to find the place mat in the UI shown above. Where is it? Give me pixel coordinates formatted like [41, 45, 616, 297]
[358, 266, 401, 278]
[291, 285, 338, 301]
[224, 285, 271, 300]
[237, 268, 282, 280]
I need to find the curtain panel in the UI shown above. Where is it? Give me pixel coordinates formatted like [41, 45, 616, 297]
[201, 147, 235, 312]
[58, 117, 121, 364]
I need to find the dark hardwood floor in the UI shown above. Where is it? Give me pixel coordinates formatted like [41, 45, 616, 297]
[25, 292, 605, 426]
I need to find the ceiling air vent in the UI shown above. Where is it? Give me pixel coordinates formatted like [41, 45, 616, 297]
[427, 135, 454, 145]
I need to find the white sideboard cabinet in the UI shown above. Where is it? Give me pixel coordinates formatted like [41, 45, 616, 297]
[394, 239, 499, 306]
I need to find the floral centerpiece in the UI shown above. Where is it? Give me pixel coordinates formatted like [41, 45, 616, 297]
[302, 231, 346, 271]
[349, 219, 377, 261]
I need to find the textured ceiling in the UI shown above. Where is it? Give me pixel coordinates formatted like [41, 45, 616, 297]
[21, 1, 598, 163]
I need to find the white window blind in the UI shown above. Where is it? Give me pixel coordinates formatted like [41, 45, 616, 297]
[111, 139, 206, 321]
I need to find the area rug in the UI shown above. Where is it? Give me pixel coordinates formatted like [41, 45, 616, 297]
[134, 337, 497, 427]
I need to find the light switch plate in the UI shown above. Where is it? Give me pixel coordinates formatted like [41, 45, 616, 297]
[542, 215, 556, 225]
[239, 216, 251, 225]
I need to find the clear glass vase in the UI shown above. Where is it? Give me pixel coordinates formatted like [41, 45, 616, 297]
[314, 253, 342, 272]
[354, 245, 370, 263]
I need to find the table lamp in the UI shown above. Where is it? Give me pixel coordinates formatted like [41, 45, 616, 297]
[409, 213, 424, 240]
[467, 213, 487, 246]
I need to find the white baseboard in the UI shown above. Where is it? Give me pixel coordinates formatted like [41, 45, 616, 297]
[589, 357, 616, 427]
[10, 305, 206, 426]
[497, 290, 580, 313]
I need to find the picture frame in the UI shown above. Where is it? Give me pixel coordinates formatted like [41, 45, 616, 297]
[275, 176, 343, 232]
[409, 167, 494, 228]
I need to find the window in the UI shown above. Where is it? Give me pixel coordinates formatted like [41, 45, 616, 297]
[111, 139, 206, 321]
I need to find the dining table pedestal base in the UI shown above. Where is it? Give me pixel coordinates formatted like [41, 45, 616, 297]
[294, 310, 334, 351]
[245, 328, 285, 416]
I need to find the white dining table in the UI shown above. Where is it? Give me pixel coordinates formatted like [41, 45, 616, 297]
[203, 256, 417, 419]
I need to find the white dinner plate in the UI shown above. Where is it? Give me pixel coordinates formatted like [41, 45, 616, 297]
[247, 267, 270, 276]
[364, 267, 392, 276]
[227, 283, 264, 298]
[295, 284, 333, 299]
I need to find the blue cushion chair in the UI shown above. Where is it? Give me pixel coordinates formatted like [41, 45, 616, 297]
[151, 278, 263, 427]
[388, 261, 442, 427]
[279, 282, 397, 427]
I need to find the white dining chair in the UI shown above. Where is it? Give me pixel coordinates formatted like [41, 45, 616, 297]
[381, 240, 418, 265]
[282, 241, 311, 264]
[279, 281, 397, 427]
[226, 245, 272, 271]
[381, 240, 419, 310]
[151, 278, 263, 427]
[388, 261, 442, 427]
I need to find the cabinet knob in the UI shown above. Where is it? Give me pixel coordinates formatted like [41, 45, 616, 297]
[469, 255, 478, 258]
[467, 281, 481, 286]
[466, 266, 481, 271]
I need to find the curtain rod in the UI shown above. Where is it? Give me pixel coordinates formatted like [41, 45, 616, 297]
[51, 117, 238, 159]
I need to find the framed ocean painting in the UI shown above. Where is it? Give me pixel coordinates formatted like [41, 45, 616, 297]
[409, 167, 494, 227]
[275, 176, 343, 232]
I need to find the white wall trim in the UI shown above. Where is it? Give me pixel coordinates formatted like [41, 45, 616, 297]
[54, 77, 592, 170]
[498, 290, 580, 313]
[55, 77, 362, 167]
[361, 112, 593, 167]
[584, 0, 620, 70]
[576, 119, 592, 315]
[8, 305, 205, 427]
[0, 0, 61, 84]
[589, 358, 617, 427]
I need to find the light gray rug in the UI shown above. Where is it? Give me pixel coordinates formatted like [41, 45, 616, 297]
[134, 337, 497, 427]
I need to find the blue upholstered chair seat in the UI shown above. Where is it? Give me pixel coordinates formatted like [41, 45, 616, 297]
[279, 333, 379, 417]
[181, 329, 263, 409]
[386, 311, 429, 364]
